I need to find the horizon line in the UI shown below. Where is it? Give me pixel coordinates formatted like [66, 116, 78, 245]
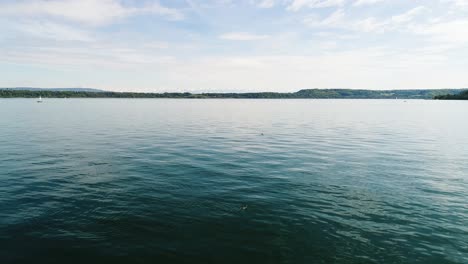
[1, 87, 467, 94]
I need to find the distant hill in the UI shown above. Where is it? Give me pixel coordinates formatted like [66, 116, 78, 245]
[292, 89, 467, 99]
[0, 88, 466, 99]
[434, 90, 468, 100]
[2, 87, 105, 93]
[198, 89, 467, 99]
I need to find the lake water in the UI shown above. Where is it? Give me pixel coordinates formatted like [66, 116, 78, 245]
[0, 99, 467, 263]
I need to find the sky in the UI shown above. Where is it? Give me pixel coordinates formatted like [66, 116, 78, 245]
[1, 0, 468, 92]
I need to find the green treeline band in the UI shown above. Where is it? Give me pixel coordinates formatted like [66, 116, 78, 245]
[0, 88, 466, 99]
[434, 90, 468, 100]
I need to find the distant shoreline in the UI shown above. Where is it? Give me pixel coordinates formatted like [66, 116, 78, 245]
[1, 88, 466, 100]
[434, 90, 468, 100]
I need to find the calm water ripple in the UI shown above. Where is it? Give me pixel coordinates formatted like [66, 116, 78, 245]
[0, 99, 467, 263]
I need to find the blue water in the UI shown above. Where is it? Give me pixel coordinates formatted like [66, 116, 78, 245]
[1, 99, 467, 263]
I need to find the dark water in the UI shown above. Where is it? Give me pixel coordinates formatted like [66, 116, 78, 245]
[1, 99, 467, 263]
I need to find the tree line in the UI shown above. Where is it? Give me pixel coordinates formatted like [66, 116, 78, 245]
[0, 88, 466, 99]
[434, 90, 468, 100]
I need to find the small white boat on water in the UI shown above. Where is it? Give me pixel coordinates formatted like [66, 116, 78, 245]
[37, 96, 43, 103]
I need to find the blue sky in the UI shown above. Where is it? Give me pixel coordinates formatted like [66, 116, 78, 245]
[1, 0, 468, 92]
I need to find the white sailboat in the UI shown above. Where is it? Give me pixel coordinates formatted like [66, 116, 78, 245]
[37, 96, 43, 103]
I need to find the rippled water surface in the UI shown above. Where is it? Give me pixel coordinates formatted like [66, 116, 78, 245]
[1, 99, 467, 263]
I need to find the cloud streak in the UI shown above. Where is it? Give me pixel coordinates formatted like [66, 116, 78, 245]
[353, 0, 385, 6]
[0, 0, 183, 26]
[304, 6, 427, 33]
[287, 0, 345, 11]
[219, 32, 270, 41]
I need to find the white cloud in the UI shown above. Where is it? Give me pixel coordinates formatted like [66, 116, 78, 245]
[411, 19, 468, 45]
[353, 0, 384, 6]
[0, 43, 176, 71]
[219, 32, 270, 40]
[353, 17, 387, 32]
[391, 6, 427, 23]
[257, 0, 277, 8]
[16, 21, 94, 42]
[287, 0, 345, 11]
[304, 6, 427, 33]
[0, 0, 183, 26]
[442, 0, 468, 6]
[304, 9, 345, 27]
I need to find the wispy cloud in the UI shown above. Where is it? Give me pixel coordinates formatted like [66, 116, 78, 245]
[442, 0, 468, 7]
[287, 0, 345, 11]
[410, 19, 468, 45]
[304, 9, 345, 28]
[0, 0, 184, 26]
[15, 21, 94, 42]
[353, 0, 385, 6]
[256, 0, 277, 8]
[304, 6, 428, 33]
[254, 0, 385, 10]
[219, 32, 270, 41]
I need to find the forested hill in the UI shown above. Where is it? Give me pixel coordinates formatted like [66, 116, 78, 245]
[292, 89, 465, 99]
[434, 90, 468, 100]
[0, 88, 465, 99]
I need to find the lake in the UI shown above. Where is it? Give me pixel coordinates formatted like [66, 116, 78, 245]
[0, 99, 467, 263]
